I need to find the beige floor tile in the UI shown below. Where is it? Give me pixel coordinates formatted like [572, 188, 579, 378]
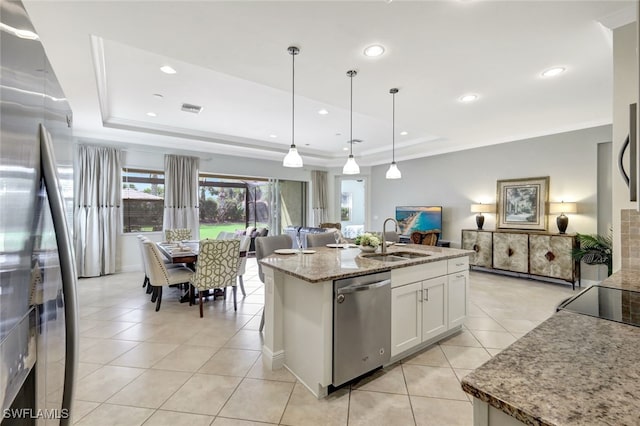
[240, 315, 263, 331]
[79, 337, 104, 352]
[245, 356, 296, 382]
[71, 400, 99, 424]
[109, 342, 178, 368]
[440, 346, 492, 370]
[218, 378, 294, 423]
[79, 339, 140, 365]
[348, 390, 415, 426]
[79, 306, 106, 318]
[437, 329, 482, 347]
[223, 330, 264, 350]
[75, 365, 145, 402]
[212, 418, 276, 426]
[280, 383, 349, 426]
[410, 396, 473, 426]
[495, 318, 541, 334]
[467, 303, 489, 317]
[110, 323, 159, 341]
[453, 368, 474, 382]
[185, 328, 236, 348]
[487, 348, 503, 357]
[402, 364, 468, 401]
[145, 323, 203, 344]
[161, 373, 241, 416]
[198, 348, 260, 377]
[464, 316, 507, 331]
[152, 345, 219, 372]
[107, 369, 192, 408]
[402, 345, 449, 367]
[469, 330, 518, 349]
[352, 364, 408, 394]
[75, 403, 154, 425]
[80, 321, 138, 339]
[142, 410, 214, 426]
[82, 307, 135, 321]
[77, 362, 103, 380]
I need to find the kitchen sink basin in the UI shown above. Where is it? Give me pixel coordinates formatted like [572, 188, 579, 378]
[361, 251, 430, 262]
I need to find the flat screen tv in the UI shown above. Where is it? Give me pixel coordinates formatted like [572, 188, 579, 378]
[396, 206, 442, 237]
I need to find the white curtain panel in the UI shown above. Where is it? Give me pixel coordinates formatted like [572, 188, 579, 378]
[311, 170, 328, 226]
[74, 145, 121, 277]
[163, 154, 200, 239]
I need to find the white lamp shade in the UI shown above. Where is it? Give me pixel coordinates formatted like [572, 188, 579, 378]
[549, 202, 577, 214]
[343, 155, 360, 174]
[283, 146, 303, 168]
[470, 203, 495, 213]
[385, 162, 401, 179]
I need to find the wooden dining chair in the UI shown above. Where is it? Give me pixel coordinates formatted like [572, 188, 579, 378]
[255, 234, 293, 332]
[142, 241, 194, 311]
[190, 239, 240, 318]
[410, 231, 439, 246]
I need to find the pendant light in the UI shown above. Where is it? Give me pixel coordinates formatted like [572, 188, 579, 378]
[283, 46, 303, 168]
[343, 70, 360, 175]
[385, 88, 402, 179]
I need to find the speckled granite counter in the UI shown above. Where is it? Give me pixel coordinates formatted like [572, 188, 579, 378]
[259, 244, 472, 283]
[462, 270, 640, 426]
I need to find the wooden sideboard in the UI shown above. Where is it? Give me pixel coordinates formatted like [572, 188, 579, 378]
[461, 229, 579, 289]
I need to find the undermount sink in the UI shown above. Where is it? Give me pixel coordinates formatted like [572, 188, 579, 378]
[361, 251, 431, 262]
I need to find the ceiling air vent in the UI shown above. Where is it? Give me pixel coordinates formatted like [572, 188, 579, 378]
[347, 139, 363, 144]
[181, 103, 203, 114]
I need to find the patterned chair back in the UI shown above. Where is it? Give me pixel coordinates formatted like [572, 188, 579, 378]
[165, 228, 192, 243]
[193, 239, 240, 291]
[410, 231, 439, 246]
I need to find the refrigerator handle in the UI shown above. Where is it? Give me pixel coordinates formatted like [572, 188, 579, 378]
[40, 124, 79, 426]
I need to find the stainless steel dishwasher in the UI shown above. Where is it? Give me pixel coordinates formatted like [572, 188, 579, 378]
[333, 271, 391, 386]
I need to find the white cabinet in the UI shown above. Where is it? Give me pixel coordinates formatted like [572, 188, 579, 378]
[448, 271, 468, 329]
[391, 257, 469, 358]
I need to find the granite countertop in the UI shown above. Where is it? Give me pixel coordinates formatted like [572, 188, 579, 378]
[462, 269, 640, 426]
[259, 244, 472, 283]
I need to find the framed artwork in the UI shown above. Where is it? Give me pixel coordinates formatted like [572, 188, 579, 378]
[340, 192, 352, 221]
[496, 176, 549, 230]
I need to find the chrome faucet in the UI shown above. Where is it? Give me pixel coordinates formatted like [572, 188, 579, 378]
[382, 217, 398, 254]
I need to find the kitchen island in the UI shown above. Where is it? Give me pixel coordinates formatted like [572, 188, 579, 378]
[461, 269, 640, 426]
[259, 244, 472, 397]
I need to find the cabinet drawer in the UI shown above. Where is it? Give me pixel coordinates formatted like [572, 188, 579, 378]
[391, 261, 447, 288]
[447, 257, 469, 273]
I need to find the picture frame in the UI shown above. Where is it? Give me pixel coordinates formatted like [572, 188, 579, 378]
[496, 176, 549, 230]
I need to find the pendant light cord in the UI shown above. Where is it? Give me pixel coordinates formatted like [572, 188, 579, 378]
[349, 72, 353, 156]
[291, 49, 295, 148]
[392, 91, 395, 162]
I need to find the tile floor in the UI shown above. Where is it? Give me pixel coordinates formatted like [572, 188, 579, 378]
[71, 259, 575, 425]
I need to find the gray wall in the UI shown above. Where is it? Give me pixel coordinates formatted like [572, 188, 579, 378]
[369, 125, 611, 252]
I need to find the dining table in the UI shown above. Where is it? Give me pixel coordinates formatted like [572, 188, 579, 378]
[156, 240, 247, 304]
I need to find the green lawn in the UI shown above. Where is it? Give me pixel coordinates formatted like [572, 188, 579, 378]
[199, 223, 246, 239]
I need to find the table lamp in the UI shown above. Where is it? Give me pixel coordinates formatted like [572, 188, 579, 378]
[549, 201, 577, 234]
[470, 203, 495, 230]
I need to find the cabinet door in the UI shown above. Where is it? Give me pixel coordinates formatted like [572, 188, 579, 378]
[391, 282, 422, 357]
[448, 271, 468, 329]
[462, 230, 493, 267]
[421, 277, 447, 342]
[529, 235, 574, 280]
[493, 233, 528, 273]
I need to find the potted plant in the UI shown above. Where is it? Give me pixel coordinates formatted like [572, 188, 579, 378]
[572, 232, 613, 277]
[354, 232, 381, 252]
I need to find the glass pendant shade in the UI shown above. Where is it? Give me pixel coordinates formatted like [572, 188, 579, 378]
[283, 145, 303, 168]
[386, 162, 401, 179]
[343, 155, 360, 174]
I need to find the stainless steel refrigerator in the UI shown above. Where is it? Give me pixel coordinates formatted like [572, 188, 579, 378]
[1, 0, 78, 424]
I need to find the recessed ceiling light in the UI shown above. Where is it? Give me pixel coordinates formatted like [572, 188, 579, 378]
[336, 132, 342, 136]
[364, 44, 385, 57]
[541, 67, 566, 78]
[400, 131, 408, 136]
[153, 94, 164, 99]
[318, 109, 329, 115]
[160, 65, 177, 74]
[269, 134, 278, 138]
[146, 112, 157, 117]
[343, 147, 349, 151]
[459, 94, 479, 103]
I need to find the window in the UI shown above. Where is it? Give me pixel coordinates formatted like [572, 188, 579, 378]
[198, 174, 271, 239]
[122, 168, 164, 233]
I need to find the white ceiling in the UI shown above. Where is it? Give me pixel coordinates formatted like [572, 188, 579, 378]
[22, 0, 636, 168]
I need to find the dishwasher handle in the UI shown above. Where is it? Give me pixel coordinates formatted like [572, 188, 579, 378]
[337, 279, 391, 295]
